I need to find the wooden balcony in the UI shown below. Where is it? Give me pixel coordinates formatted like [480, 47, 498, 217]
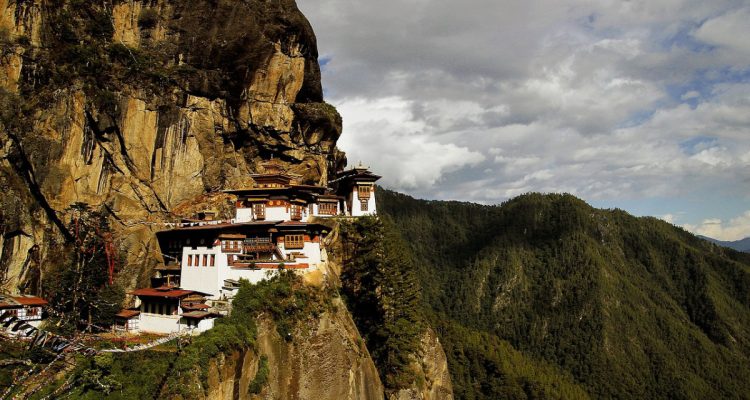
[242, 238, 278, 254]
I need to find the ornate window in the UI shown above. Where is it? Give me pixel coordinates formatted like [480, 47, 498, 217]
[222, 240, 241, 253]
[319, 202, 337, 215]
[291, 204, 303, 221]
[253, 203, 266, 220]
[357, 185, 371, 199]
[285, 234, 304, 249]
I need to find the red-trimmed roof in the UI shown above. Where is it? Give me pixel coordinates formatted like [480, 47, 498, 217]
[317, 194, 342, 200]
[158, 221, 280, 233]
[115, 309, 140, 319]
[334, 167, 381, 182]
[130, 287, 208, 299]
[218, 233, 246, 239]
[182, 303, 210, 311]
[277, 221, 306, 225]
[181, 311, 215, 319]
[12, 296, 48, 306]
[0, 300, 22, 309]
[290, 184, 328, 193]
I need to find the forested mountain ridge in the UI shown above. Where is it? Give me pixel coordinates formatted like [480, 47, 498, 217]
[377, 188, 750, 399]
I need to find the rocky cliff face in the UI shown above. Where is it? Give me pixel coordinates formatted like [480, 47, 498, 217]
[200, 266, 453, 400]
[0, 0, 345, 293]
[388, 329, 454, 400]
[202, 300, 384, 400]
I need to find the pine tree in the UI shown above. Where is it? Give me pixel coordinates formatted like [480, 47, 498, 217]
[339, 216, 424, 389]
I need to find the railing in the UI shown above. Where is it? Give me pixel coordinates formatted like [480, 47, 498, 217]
[164, 219, 235, 228]
[243, 238, 274, 252]
[244, 243, 276, 253]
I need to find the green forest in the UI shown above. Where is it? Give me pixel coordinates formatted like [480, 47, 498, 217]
[377, 188, 750, 399]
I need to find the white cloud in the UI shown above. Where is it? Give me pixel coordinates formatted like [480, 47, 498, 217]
[694, 7, 750, 63]
[335, 97, 485, 191]
[660, 214, 676, 224]
[299, 0, 750, 220]
[681, 91, 700, 101]
[683, 211, 750, 241]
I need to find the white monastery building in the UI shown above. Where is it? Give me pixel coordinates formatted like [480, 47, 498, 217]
[0, 295, 48, 329]
[121, 161, 381, 334]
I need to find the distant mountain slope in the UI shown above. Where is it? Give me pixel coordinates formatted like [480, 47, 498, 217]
[700, 236, 750, 253]
[377, 189, 750, 400]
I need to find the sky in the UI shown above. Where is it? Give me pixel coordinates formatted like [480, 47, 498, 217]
[297, 0, 750, 241]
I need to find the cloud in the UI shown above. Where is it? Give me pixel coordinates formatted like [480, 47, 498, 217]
[335, 97, 485, 191]
[298, 0, 750, 221]
[693, 7, 750, 63]
[683, 211, 750, 241]
[660, 214, 676, 224]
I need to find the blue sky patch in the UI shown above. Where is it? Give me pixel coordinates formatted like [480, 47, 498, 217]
[680, 136, 718, 155]
[319, 56, 332, 71]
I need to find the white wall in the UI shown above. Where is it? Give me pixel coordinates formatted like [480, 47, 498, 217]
[236, 208, 253, 223]
[139, 313, 181, 334]
[179, 318, 215, 334]
[179, 242, 306, 301]
[180, 246, 222, 297]
[350, 187, 377, 216]
[265, 205, 310, 221]
[224, 269, 277, 287]
[277, 241, 322, 265]
[13, 307, 43, 322]
[237, 204, 312, 222]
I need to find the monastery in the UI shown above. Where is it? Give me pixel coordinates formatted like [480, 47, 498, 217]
[119, 161, 381, 334]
